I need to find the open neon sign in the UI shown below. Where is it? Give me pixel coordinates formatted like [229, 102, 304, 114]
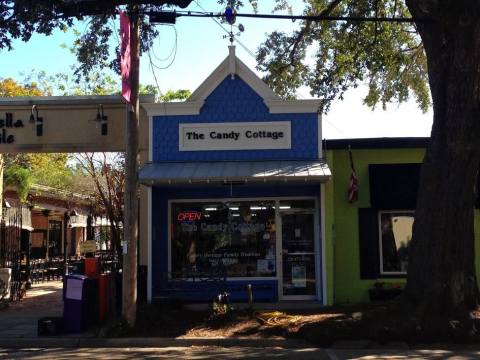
[177, 211, 202, 222]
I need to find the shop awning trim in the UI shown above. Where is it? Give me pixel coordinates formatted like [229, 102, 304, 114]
[139, 160, 331, 185]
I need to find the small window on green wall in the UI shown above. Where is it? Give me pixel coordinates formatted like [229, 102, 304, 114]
[379, 211, 414, 274]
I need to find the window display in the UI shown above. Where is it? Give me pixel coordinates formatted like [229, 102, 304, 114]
[171, 201, 276, 278]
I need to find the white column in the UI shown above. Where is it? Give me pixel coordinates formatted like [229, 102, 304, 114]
[320, 183, 328, 305]
[148, 115, 153, 162]
[147, 186, 152, 303]
[147, 114, 153, 303]
[317, 111, 323, 159]
[228, 45, 236, 79]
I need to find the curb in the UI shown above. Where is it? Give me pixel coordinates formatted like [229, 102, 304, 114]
[0, 337, 312, 349]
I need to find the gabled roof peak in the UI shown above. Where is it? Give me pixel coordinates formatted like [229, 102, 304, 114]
[228, 45, 236, 80]
[188, 46, 280, 102]
[142, 47, 324, 116]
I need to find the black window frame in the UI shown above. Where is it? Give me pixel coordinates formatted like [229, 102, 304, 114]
[378, 210, 414, 276]
[358, 207, 413, 280]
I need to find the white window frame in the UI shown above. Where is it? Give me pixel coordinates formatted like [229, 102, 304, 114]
[278, 201, 319, 301]
[378, 210, 415, 276]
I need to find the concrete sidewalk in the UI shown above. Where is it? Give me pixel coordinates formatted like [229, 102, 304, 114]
[0, 336, 310, 349]
[2, 336, 480, 351]
[0, 281, 64, 338]
[1, 281, 480, 358]
[0, 281, 311, 349]
[1, 345, 480, 360]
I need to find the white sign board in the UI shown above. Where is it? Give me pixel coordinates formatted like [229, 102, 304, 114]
[179, 121, 291, 151]
[66, 278, 83, 300]
[292, 265, 307, 288]
[79, 240, 96, 254]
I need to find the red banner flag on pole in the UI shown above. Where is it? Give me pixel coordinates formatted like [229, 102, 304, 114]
[347, 146, 359, 203]
[120, 11, 131, 104]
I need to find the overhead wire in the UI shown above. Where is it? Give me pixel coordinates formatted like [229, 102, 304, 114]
[148, 39, 178, 70]
[150, 24, 178, 62]
[147, 49, 164, 99]
[146, 21, 179, 99]
[168, 11, 432, 24]
[323, 117, 347, 137]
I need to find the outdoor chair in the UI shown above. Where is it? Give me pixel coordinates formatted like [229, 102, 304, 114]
[29, 260, 39, 284]
[38, 260, 47, 283]
[46, 258, 61, 281]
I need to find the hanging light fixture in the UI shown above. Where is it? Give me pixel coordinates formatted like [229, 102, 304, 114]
[96, 104, 108, 136]
[30, 105, 43, 136]
[29, 105, 37, 123]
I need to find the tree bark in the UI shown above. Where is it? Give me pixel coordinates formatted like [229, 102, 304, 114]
[405, 0, 480, 334]
[122, 9, 140, 327]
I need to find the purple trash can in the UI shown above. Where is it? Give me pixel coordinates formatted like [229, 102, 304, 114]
[63, 274, 98, 333]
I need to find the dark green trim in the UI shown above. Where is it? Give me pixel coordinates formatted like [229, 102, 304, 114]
[325, 137, 429, 150]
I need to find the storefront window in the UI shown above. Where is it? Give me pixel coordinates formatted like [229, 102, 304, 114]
[171, 201, 276, 278]
[379, 211, 414, 274]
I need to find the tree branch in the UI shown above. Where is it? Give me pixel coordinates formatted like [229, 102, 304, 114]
[400, 43, 423, 53]
[282, 0, 344, 70]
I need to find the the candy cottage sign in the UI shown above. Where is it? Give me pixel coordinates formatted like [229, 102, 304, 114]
[179, 121, 292, 151]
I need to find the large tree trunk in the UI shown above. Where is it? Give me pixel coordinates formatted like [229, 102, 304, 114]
[405, 0, 480, 334]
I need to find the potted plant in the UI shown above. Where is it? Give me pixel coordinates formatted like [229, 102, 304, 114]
[368, 281, 403, 301]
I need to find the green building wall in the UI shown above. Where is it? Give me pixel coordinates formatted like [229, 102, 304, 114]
[324, 146, 480, 304]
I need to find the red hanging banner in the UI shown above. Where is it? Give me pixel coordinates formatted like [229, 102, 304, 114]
[120, 11, 131, 104]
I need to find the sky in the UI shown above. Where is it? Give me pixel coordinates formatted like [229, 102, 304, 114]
[0, 0, 432, 139]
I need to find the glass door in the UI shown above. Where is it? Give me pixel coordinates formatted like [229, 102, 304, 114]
[280, 200, 317, 299]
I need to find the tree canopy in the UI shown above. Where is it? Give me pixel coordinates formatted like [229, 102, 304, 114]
[0, 78, 44, 97]
[215, 0, 430, 112]
[0, 77, 74, 197]
[1, 1, 429, 112]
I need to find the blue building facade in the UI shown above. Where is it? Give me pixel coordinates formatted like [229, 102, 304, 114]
[141, 47, 330, 303]
[151, 76, 318, 162]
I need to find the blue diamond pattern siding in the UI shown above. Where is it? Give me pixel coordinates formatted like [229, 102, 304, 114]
[152, 75, 318, 161]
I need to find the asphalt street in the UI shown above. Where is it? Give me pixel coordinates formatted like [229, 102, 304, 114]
[0, 347, 480, 360]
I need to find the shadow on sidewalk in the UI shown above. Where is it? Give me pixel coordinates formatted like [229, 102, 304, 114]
[0, 280, 63, 338]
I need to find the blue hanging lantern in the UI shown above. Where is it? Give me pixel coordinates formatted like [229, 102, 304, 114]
[224, 6, 236, 25]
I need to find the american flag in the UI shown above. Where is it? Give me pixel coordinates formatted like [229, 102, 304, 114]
[347, 146, 358, 203]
